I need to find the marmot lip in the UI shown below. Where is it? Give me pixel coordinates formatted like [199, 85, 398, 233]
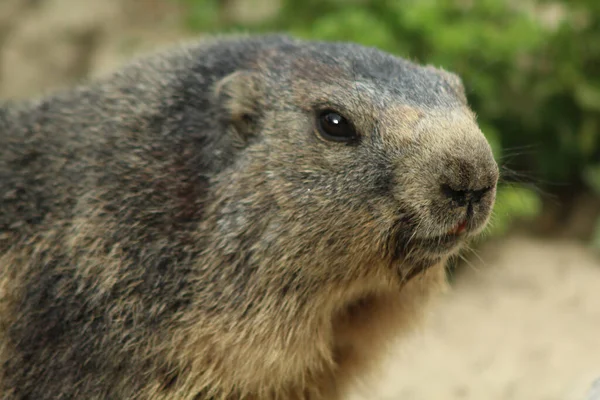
[447, 219, 468, 235]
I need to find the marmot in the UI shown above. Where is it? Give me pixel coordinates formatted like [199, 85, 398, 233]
[0, 34, 499, 399]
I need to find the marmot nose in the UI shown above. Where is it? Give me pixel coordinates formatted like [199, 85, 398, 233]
[440, 184, 493, 207]
[439, 155, 499, 208]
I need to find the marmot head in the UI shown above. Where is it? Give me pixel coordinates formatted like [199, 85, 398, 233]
[212, 37, 499, 283]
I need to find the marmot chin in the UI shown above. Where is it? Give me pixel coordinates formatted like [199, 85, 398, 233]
[0, 34, 499, 399]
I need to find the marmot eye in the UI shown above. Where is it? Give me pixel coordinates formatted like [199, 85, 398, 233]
[316, 110, 358, 142]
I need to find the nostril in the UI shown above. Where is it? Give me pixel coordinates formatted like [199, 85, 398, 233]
[471, 186, 493, 203]
[441, 184, 494, 206]
[441, 184, 468, 206]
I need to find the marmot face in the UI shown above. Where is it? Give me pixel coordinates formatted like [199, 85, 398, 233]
[217, 41, 499, 282]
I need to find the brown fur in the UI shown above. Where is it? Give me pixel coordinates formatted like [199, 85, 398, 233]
[0, 34, 498, 399]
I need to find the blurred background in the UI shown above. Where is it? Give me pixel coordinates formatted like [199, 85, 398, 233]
[0, 0, 599, 398]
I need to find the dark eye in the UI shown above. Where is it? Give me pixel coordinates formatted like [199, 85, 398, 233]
[316, 110, 358, 142]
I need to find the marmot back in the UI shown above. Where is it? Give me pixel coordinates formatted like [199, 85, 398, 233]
[0, 34, 498, 399]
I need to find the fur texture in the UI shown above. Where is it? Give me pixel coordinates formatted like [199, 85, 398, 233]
[0, 34, 498, 399]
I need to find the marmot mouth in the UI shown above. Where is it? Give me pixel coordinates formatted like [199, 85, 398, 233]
[411, 232, 464, 254]
[392, 234, 463, 282]
[389, 227, 465, 259]
[387, 219, 468, 280]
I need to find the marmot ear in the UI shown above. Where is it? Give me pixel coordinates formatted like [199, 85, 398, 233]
[426, 65, 468, 105]
[213, 70, 264, 143]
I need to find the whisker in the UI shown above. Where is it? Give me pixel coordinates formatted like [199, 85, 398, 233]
[462, 244, 486, 269]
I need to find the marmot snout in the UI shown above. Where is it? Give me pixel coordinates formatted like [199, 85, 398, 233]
[382, 107, 499, 271]
[0, 34, 498, 399]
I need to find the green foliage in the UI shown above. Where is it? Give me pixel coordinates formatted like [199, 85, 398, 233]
[584, 163, 600, 195]
[586, 163, 600, 251]
[181, 0, 600, 238]
[180, 0, 222, 30]
[489, 185, 543, 237]
[592, 217, 600, 253]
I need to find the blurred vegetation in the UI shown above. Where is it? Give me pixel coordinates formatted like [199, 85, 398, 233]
[180, 0, 600, 244]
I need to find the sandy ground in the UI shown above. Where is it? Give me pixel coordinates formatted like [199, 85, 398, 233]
[1, 1, 600, 399]
[349, 236, 600, 400]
